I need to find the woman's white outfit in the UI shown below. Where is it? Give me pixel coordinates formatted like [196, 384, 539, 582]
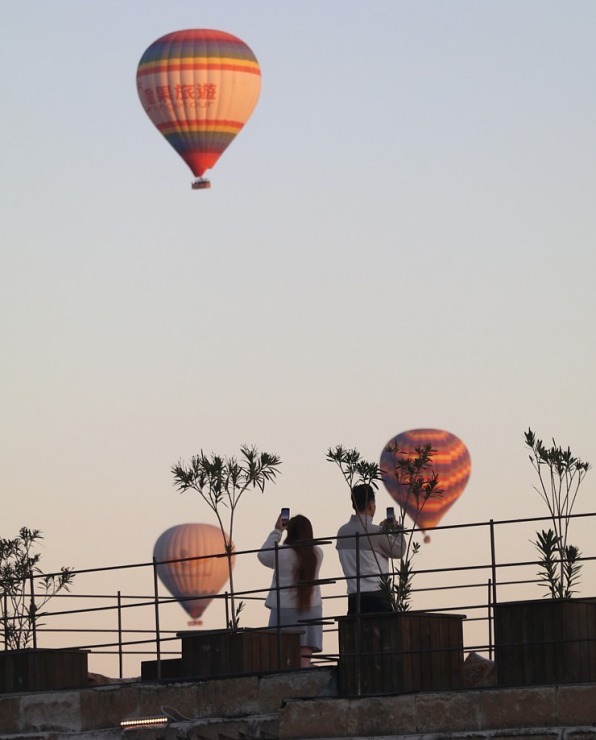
[257, 529, 324, 652]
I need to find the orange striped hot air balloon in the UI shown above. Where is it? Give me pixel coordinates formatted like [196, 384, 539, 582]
[137, 29, 262, 189]
[153, 523, 233, 624]
[380, 429, 471, 542]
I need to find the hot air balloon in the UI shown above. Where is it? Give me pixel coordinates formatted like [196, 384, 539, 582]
[153, 523, 233, 624]
[380, 429, 471, 542]
[136, 29, 262, 189]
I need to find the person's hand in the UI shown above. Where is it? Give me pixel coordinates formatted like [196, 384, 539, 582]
[275, 514, 285, 531]
[380, 519, 403, 534]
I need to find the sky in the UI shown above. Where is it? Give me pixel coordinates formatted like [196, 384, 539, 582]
[2, 1, 596, 675]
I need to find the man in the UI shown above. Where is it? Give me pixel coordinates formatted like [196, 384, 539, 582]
[336, 483, 405, 614]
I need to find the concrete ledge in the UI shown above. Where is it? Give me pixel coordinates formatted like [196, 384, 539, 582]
[290, 731, 596, 740]
[0, 668, 336, 735]
[416, 690, 482, 732]
[0, 671, 595, 739]
[557, 684, 596, 725]
[479, 686, 556, 729]
[19, 691, 82, 734]
[278, 684, 596, 739]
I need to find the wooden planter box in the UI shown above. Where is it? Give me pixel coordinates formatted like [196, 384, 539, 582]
[337, 611, 466, 696]
[177, 628, 302, 679]
[0, 648, 88, 693]
[494, 598, 596, 686]
[141, 658, 184, 681]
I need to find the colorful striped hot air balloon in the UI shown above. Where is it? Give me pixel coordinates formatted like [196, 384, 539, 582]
[137, 29, 262, 189]
[380, 429, 471, 542]
[153, 523, 233, 624]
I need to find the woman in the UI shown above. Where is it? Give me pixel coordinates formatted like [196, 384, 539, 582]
[258, 514, 324, 667]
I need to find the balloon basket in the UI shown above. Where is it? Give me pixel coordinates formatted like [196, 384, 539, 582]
[187, 619, 203, 626]
[192, 178, 211, 190]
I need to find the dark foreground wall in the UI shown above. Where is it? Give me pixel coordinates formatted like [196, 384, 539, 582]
[0, 668, 595, 739]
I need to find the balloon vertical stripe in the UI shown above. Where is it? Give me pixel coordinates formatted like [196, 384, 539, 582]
[153, 523, 233, 624]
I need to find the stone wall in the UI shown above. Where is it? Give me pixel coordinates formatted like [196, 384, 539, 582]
[0, 669, 595, 739]
[279, 682, 596, 739]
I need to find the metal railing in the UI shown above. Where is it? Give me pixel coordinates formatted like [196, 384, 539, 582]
[1, 512, 594, 682]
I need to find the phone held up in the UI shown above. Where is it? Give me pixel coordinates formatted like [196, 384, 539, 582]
[281, 507, 290, 527]
[386, 506, 395, 524]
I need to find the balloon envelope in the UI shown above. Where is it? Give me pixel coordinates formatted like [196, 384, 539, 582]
[153, 523, 233, 623]
[137, 29, 262, 181]
[380, 429, 471, 536]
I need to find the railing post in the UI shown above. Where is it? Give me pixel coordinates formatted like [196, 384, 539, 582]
[489, 519, 497, 605]
[488, 579, 493, 660]
[152, 557, 161, 680]
[274, 541, 282, 670]
[29, 571, 37, 650]
[2, 592, 8, 650]
[489, 518, 498, 659]
[355, 532, 362, 697]
[224, 591, 230, 628]
[117, 591, 123, 679]
[28, 571, 38, 689]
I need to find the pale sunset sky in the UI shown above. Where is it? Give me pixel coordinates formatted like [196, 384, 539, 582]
[2, 1, 595, 674]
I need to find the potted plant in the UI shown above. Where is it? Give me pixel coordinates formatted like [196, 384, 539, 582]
[328, 444, 466, 695]
[168, 445, 301, 677]
[494, 428, 596, 686]
[0, 527, 85, 692]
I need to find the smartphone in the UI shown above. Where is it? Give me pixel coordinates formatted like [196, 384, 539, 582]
[386, 506, 395, 523]
[281, 507, 290, 526]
